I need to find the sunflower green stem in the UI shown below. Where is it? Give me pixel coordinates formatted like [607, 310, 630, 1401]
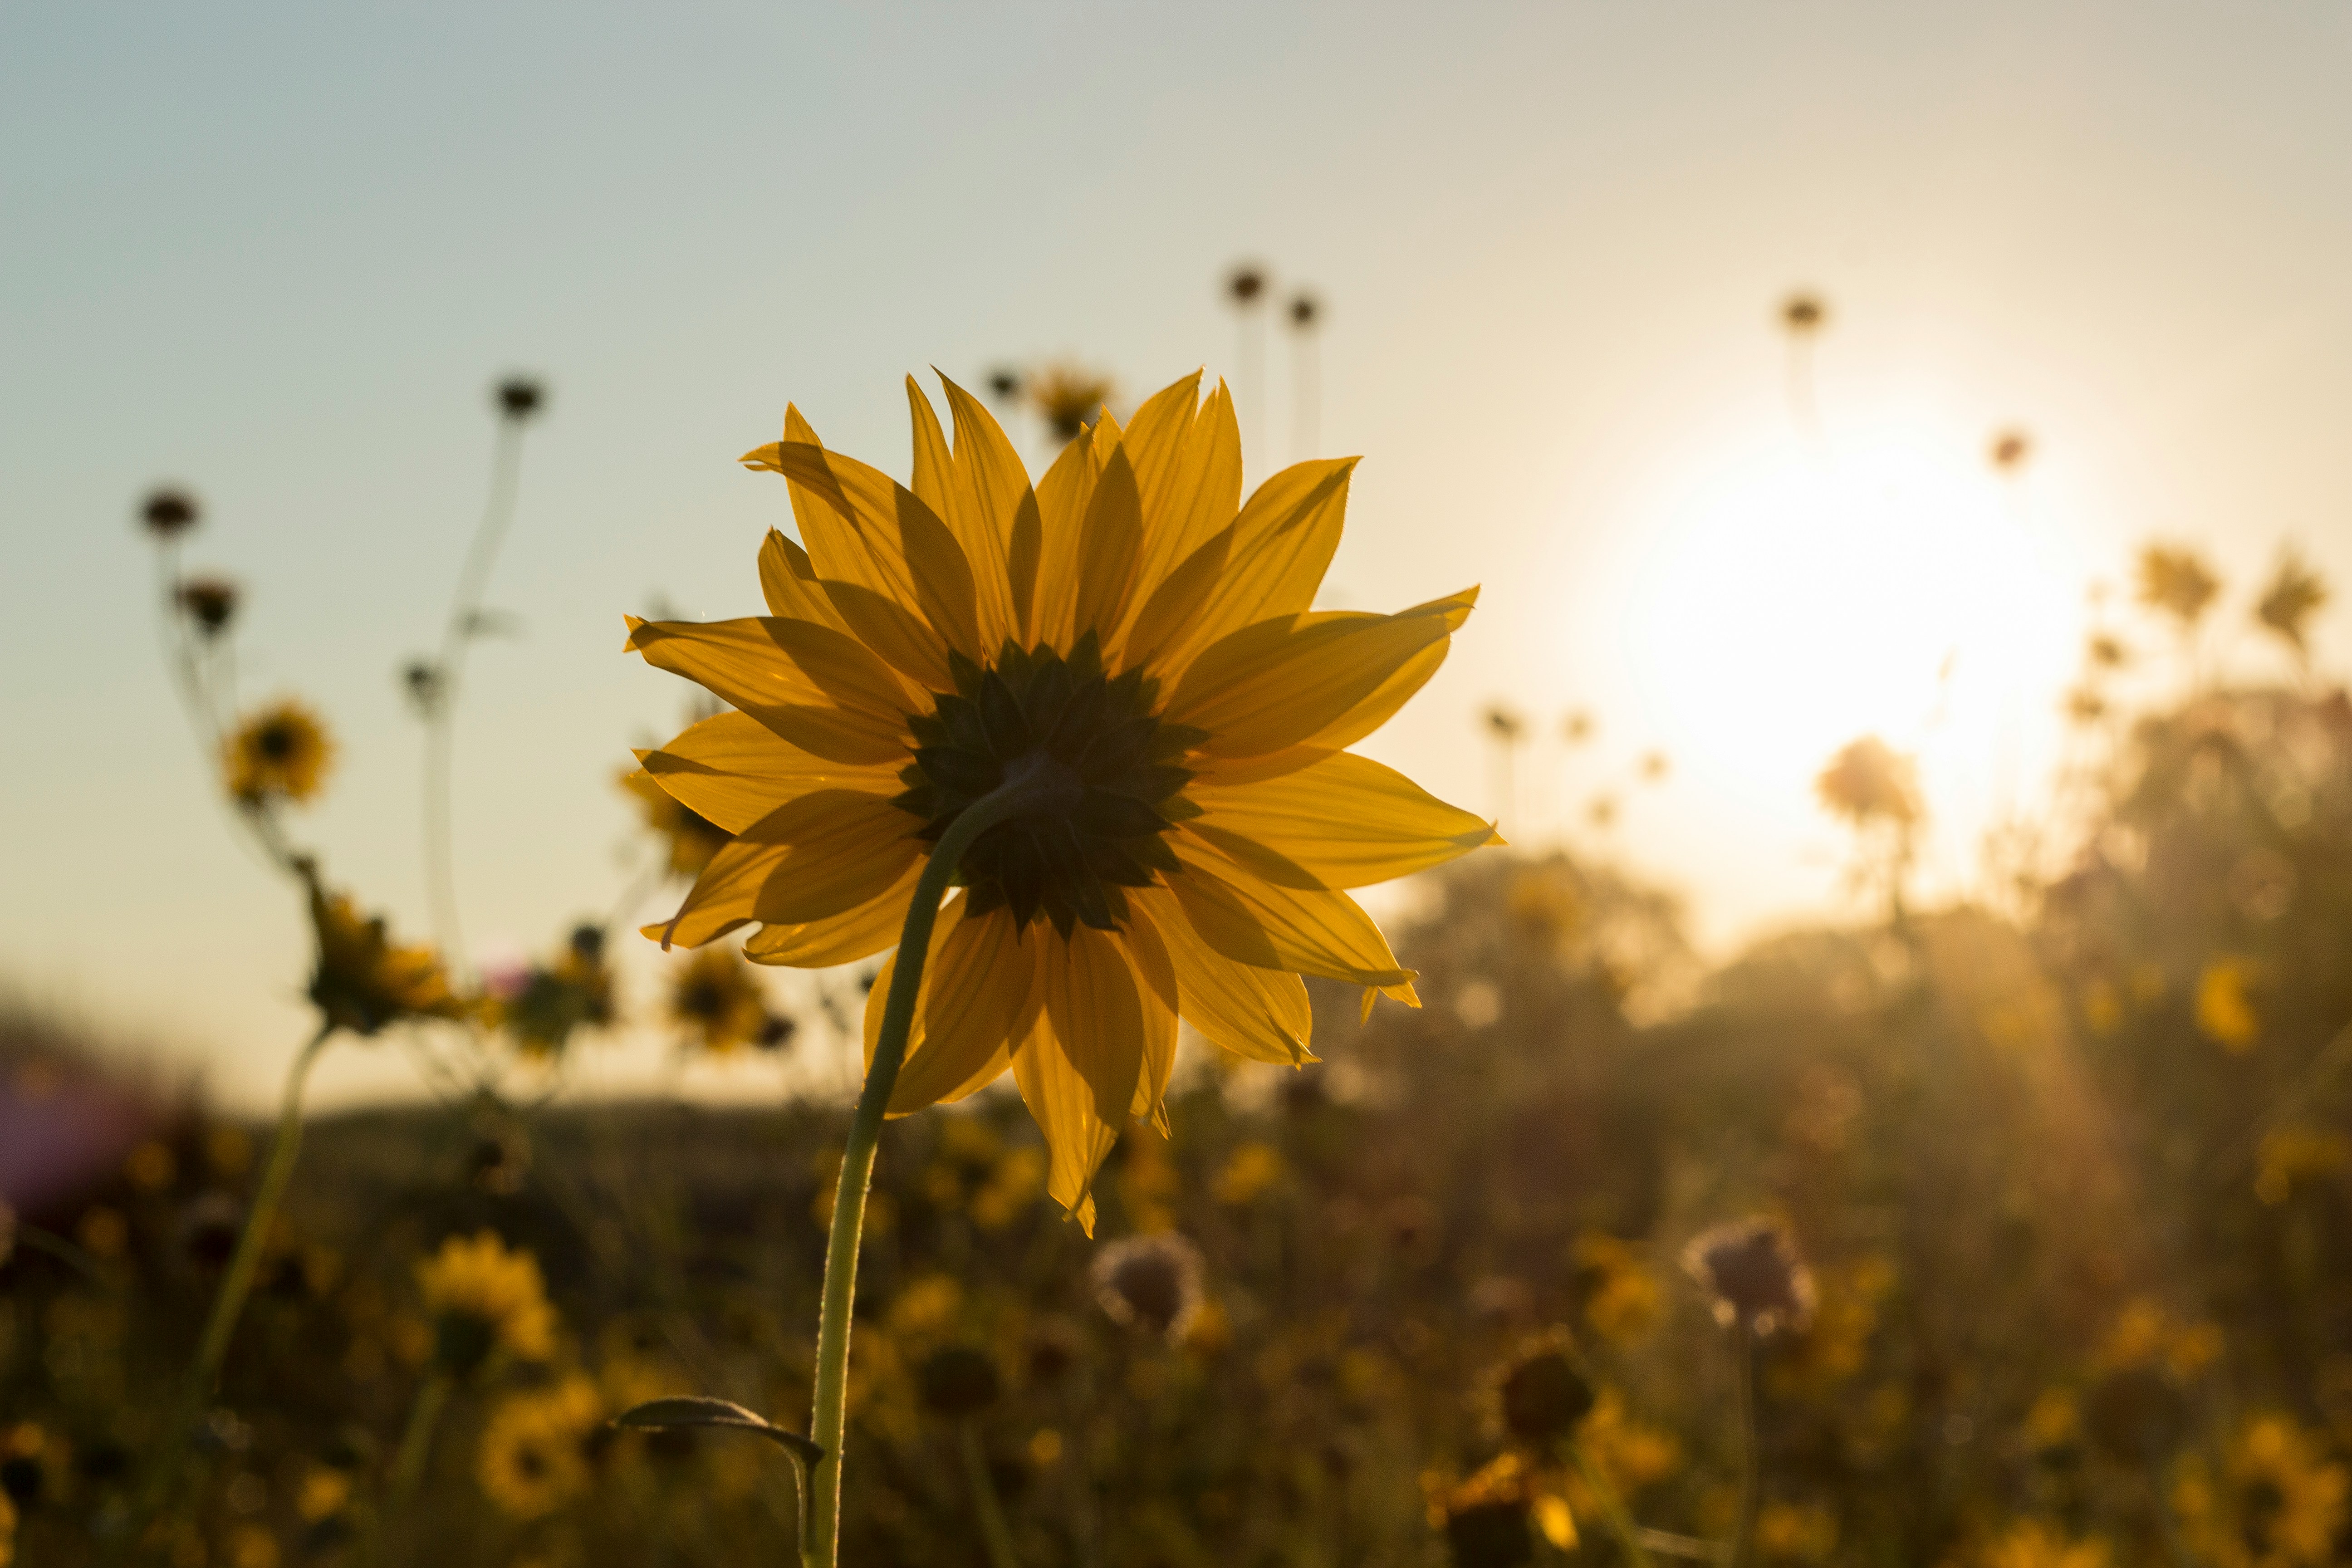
[804, 760, 1078, 1568]
[1727, 1327, 1759, 1568]
[388, 1371, 455, 1514]
[124, 1022, 336, 1551]
[1565, 1441, 1656, 1568]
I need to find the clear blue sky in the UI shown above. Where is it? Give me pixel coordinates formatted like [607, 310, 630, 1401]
[9, 1, 2352, 1107]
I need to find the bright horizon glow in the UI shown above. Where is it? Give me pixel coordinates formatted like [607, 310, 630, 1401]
[1591, 402, 2091, 911]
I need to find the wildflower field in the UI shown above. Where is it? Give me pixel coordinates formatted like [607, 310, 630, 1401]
[11, 363, 2352, 1568]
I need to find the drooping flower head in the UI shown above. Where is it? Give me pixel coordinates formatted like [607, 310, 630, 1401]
[176, 575, 240, 637]
[304, 875, 467, 1036]
[627, 372, 1494, 1228]
[225, 699, 334, 808]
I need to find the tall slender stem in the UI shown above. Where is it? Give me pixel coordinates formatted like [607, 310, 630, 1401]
[423, 416, 528, 972]
[803, 767, 1068, 1568]
[1728, 1328, 1759, 1568]
[960, 1421, 1022, 1568]
[389, 1372, 455, 1513]
[128, 1024, 336, 1537]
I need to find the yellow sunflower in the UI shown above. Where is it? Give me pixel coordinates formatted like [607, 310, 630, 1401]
[416, 1230, 556, 1372]
[627, 371, 1493, 1227]
[304, 877, 467, 1036]
[224, 699, 333, 806]
[666, 945, 770, 1054]
[477, 1377, 604, 1520]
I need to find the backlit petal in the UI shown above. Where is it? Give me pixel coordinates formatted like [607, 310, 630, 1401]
[861, 901, 1039, 1116]
[935, 374, 1027, 651]
[624, 615, 914, 765]
[1070, 444, 1143, 642]
[649, 839, 783, 949]
[1115, 918, 1180, 1132]
[744, 859, 922, 967]
[735, 789, 924, 925]
[1038, 924, 1147, 1132]
[1166, 836, 1417, 992]
[1142, 457, 1356, 681]
[1010, 1010, 1113, 1234]
[637, 710, 902, 834]
[1166, 588, 1478, 759]
[1186, 751, 1500, 889]
[1130, 886, 1314, 1066]
[742, 434, 983, 661]
[758, 529, 854, 633]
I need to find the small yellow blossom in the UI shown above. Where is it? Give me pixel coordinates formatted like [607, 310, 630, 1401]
[1212, 1142, 1285, 1206]
[416, 1230, 555, 1372]
[667, 946, 769, 1054]
[2195, 958, 2261, 1053]
[2256, 1127, 2351, 1205]
[224, 699, 333, 807]
[304, 877, 467, 1036]
[1754, 1500, 1838, 1561]
[477, 1377, 604, 1521]
[1983, 1520, 2109, 1568]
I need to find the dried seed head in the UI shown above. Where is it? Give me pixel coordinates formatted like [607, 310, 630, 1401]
[1090, 1232, 1205, 1339]
[142, 488, 200, 539]
[1682, 1217, 1815, 1335]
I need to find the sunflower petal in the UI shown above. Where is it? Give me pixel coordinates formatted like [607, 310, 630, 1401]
[862, 902, 1039, 1116]
[651, 839, 785, 949]
[818, 579, 957, 692]
[743, 859, 922, 967]
[1011, 1010, 1113, 1234]
[757, 529, 853, 633]
[1186, 752, 1500, 889]
[935, 373, 1026, 650]
[1114, 918, 1181, 1131]
[624, 615, 914, 764]
[745, 437, 983, 661]
[1037, 925, 1148, 1129]
[1185, 635, 1455, 786]
[1070, 444, 1143, 642]
[1166, 837, 1417, 991]
[1129, 887, 1314, 1066]
[1027, 422, 1100, 648]
[638, 711, 902, 833]
[734, 789, 924, 925]
[1166, 588, 1478, 759]
[1145, 457, 1357, 681]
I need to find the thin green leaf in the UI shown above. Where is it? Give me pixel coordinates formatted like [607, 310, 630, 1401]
[612, 1396, 824, 1468]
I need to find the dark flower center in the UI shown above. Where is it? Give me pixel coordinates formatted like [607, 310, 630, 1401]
[892, 634, 1200, 937]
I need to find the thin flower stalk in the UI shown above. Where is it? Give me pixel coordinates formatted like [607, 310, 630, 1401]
[804, 767, 1071, 1568]
[959, 1420, 1022, 1568]
[126, 1022, 336, 1538]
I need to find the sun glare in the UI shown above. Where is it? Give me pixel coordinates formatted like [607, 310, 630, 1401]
[1621, 408, 2085, 895]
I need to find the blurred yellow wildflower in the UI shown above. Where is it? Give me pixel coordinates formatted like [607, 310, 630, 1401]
[621, 767, 730, 878]
[304, 877, 467, 1036]
[477, 1377, 603, 1520]
[1213, 1141, 1286, 1206]
[1754, 1500, 1838, 1561]
[2256, 1126, 2351, 1204]
[2195, 957, 2261, 1053]
[629, 372, 1489, 1230]
[969, 1144, 1045, 1230]
[1815, 736, 1921, 827]
[2098, 1298, 2221, 1381]
[2256, 549, 2328, 657]
[1427, 1452, 1576, 1559]
[294, 1465, 350, 1524]
[1573, 1233, 1661, 1347]
[1982, 1521, 2109, 1568]
[2137, 544, 2220, 629]
[1027, 362, 1116, 442]
[496, 924, 616, 1058]
[224, 699, 333, 807]
[2023, 1389, 2080, 1451]
[1575, 1387, 1682, 1496]
[125, 1140, 176, 1191]
[416, 1230, 555, 1372]
[227, 1525, 278, 1568]
[2175, 1414, 2348, 1568]
[666, 946, 768, 1054]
